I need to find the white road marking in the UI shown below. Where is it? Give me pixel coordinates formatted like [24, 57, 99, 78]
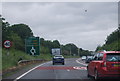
[76, 58, 87, 66]
[73, 66, 87, 70]
[13, 62, 47, 81]
[13, 59, 86, 81]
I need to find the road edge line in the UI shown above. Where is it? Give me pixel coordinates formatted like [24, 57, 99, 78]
[76, 58, 87, 66]
[13, 62, 48, 81]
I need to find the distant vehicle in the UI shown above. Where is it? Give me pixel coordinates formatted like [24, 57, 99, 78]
[85, 56, 93, 63]
[87, 51, 120, 80]
[81, 56, 87, 60]
[53, 55, 64, 65]
[52, 48, 61, 56]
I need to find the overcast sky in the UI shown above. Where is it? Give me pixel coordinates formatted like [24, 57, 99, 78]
[2, 2, 118, 51]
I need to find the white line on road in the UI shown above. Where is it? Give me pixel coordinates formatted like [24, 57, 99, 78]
[13, 62, 48, 81]
[13, 59, 87, 81]
[76, 58, 87, 66]
[73, 66, 87, 70]
[67, 69, 70, 71]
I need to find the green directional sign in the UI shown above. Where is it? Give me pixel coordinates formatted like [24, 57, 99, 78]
[25, 37, 40, 55]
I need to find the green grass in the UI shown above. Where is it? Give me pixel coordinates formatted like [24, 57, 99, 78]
[38, 54, 52, 61]
[2, 49, 80, 71]
[2, 49, 52, 70]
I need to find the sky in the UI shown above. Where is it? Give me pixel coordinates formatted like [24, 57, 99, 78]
[1, 1, 118, 51]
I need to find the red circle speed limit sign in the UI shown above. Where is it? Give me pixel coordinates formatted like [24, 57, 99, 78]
[3, 40, 12, 48]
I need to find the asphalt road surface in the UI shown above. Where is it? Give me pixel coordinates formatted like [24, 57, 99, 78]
[3, 58, 95, 81]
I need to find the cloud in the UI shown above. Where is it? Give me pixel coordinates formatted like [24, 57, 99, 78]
[2, 2, 118, 51]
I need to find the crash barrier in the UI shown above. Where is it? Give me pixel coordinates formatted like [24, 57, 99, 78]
[18, 59, 46, 65]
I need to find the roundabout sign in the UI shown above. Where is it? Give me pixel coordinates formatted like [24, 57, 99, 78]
[25, 37, 40, 55]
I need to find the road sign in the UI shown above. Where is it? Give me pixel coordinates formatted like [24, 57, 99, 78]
[25, 37, 40, 55]
[3, 40, 12, 48]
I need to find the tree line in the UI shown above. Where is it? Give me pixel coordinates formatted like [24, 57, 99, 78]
[96, 27, 120, 51]
[2, 15, 33, 51]
[40, 38, 92, 56]
[1, 15, 91, 56]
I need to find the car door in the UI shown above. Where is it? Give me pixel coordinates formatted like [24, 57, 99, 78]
[88, 54, 98, 76]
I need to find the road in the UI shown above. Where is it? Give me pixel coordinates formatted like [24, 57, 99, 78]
[3, 58, 95, 81]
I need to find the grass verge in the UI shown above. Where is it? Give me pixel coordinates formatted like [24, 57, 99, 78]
[2, 48, 52, 71]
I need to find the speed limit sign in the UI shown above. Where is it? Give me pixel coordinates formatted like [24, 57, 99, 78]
[3, 40, 12, 48]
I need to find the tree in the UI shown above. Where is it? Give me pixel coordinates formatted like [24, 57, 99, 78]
[95, 45, 102, 52]
[52, 40, 60, 48]
[9, 24, 33, 40]
[40, 46, 50, 54]
[62, 43, 78, 56]
[1, 15, 10, 41]
[106, 28, 120, 45]
[95, 27, 120, 51]
[8, 32, 24, 51]
[1, 16, 33, 51]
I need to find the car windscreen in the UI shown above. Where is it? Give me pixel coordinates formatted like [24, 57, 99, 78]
[82, 56, 86, 58]
[55, 56, 63, 58]
[106, 53, 120, 62]
[87, 56, 92, 59]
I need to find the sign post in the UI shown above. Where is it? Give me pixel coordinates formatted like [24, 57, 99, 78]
[3, 40, 12, 55]
[25, 37, 40, 55]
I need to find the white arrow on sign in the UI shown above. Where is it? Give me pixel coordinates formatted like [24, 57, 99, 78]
[30, 47, 36, 55]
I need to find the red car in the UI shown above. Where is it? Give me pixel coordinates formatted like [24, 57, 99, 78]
[87, 51, 120, 80]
